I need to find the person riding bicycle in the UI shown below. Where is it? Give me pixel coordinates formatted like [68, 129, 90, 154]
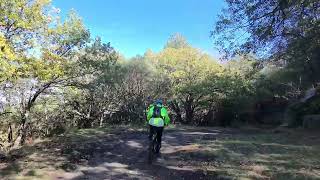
[146, 99, 170, 154]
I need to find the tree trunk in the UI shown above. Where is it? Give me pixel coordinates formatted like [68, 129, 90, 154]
[99, 113, 104, 127]
[169, 100, 182, 124]
[19, 110, 29, 145]
[175, 111, 182, 124]
[185, 107, 193, 124]
[204, 109, 214, 126]
[17, 80, 56, 145]
[184, 95, 194, 124]
[7, 123, 12, 143]
[84, 104, 92, 128]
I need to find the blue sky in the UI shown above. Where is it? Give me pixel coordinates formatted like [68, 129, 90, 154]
[53, 0, 226, 58]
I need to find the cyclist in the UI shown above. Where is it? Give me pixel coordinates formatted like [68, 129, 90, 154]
[146, 99, 170, 154]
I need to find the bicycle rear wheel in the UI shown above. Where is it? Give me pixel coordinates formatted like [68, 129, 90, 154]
[148, 134, 157, 164]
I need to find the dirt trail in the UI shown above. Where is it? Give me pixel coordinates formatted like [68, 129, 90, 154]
[1, 125, 320, 180]
[56, 126, 225, 180]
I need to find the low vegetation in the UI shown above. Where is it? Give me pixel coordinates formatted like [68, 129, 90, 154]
[0, 126, 319, 179]
[0, 0, 319, 179]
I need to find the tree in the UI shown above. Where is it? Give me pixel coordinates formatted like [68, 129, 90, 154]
[0, 0, 90, 145]
[155, 36, 223, 124]
[212, 0, 320, 106]
[164, 33, 190, 49]
[0, 35, 16, 82]
[213, 0, 320, 59]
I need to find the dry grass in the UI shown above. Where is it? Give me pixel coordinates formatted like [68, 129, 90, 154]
[0, 126, 319, 180]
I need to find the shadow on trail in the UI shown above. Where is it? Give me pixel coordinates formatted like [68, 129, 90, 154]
[65, 127, 232, 180]
[0, 127, 227, 180]
[65, 128, 224, 180]
[1, 126, 319, 180]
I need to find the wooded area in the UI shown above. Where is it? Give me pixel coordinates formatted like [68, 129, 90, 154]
[0, 0, 319, 169]
[0, 0, 319, 179]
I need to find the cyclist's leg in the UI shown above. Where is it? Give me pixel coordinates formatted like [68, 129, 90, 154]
[155, 126, 164, 153]
[148, 125, 154, 141]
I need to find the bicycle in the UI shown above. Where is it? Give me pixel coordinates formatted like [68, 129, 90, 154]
[148, 130, 160, 164]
